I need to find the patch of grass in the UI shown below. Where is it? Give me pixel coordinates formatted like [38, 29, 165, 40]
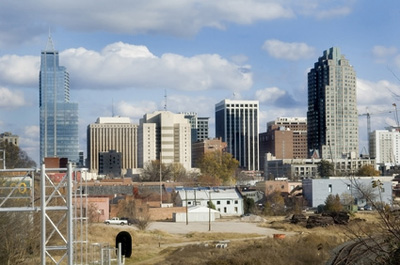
[158, 233, 344, 265]
[91, 213, 383, 265]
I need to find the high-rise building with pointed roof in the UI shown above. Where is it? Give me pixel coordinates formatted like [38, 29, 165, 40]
[307, 47, 358, 160]
[39, 35, 79, 163]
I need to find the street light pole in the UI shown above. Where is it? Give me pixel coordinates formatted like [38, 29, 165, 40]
[159, 160, 162, 207]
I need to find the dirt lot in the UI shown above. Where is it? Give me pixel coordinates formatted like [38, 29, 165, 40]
[147, 218, 296, 237]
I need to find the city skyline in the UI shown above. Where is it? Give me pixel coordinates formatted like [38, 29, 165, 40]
[0, 1, 400, 164]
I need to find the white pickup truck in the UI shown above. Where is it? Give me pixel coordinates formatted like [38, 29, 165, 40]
[104, 217, 128, 226]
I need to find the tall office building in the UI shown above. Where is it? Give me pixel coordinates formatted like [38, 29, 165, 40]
[181, 112, 209, 143]
[370, 129, 400, 165]
[87, 117, 138, 174]
[39, 36, 79, 163]
[307, 47, 358, 160]
[215, 99, 259, 171]
[260, 117, 307, 163]
[138, 111, 191, 170]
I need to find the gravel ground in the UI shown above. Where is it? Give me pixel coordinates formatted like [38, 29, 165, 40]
[147, 219, 295, 237]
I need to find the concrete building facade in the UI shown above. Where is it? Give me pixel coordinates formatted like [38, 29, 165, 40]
[138, 111, 192, 170]
[307, 47, 358, 160]
[264, 155, 375, 180]
[191, 138, 227, 167]
[370, 129, 400, 166]
[0, 132, 19, 146]
[260, 117, 307, 169]
[99, 150, 122, 176]
[215, 99, 259, 171]
[87, 117, 138, 174]
[302, 177, 392, 208]
[176, 187, 244, 217]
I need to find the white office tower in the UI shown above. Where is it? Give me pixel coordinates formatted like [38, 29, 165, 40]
[307, 47, 358, 159]
[370, 129, 400, 166]
[138, 111, 192, 170]
[215, 99, 259, 171]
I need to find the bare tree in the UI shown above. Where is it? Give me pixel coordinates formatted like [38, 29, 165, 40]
[142, 160, 173, 181]
[117, 198, 152, 230]
[0, 212, 40, 264]
[344, 178, 400, 263]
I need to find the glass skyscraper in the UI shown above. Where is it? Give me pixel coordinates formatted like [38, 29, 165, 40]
[39, 36, 79, 163]
[215, 99, 259, 171]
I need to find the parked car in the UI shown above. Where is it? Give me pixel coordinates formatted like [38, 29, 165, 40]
[364, 205, 372, 211]
[120, 217, 135, 225]
[104, 217, 128, 225]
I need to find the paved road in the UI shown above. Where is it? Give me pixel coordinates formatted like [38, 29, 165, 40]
[147, 219, 295, 237]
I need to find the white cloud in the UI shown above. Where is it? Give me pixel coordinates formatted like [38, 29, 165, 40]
[314, 6, 352, 19]
[255, 87, 287, 103]
[372, 45, 398, 63]
[0, 1, 356, 47]
[295, 1, 354, 19]
[117, 101, 158, 120]
[116, 95, 215, 121]
[60, 42, 252, 92]
[230, 54, 249, 65]
[0, 42, 252, 92]
[262, 40, 316, 61]
[356, 78, 400, 133]
[23, 125, 40, 139]
[0, 87, 25, 108]
[0, 55, 39, 86]
[0, 1, 295, 45]
[394, 55, 400, 70]
[357, 79, 400, 109]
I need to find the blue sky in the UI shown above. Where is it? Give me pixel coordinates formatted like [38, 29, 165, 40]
[1, 0, 400, 165]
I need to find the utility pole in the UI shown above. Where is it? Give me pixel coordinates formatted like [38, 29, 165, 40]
[185, 189, 188, 225]
[0, 149, 5, 169]
[208, 190, 211, 231]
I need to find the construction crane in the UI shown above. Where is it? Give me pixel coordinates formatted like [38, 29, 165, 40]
[358, 105, 400, 155]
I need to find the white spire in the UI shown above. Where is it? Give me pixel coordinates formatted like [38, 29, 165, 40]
[45, 28, 55, 51]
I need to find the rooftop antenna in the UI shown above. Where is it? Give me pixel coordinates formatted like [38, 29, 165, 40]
[164, 89, 167, 111]
[393, 103, 399, 129]
[112, 98, 115, 117]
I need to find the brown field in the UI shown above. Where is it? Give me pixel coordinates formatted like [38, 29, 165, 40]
[88, 212, 380, 265]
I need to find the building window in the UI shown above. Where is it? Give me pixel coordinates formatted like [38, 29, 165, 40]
[234, 200, 238, 204]
[227, 201, 231, 205]
[234, 207, 238, 213]
[328, 184, 332, 193]
[217, 201, 221, 205]
[224, 207, 227, 213]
